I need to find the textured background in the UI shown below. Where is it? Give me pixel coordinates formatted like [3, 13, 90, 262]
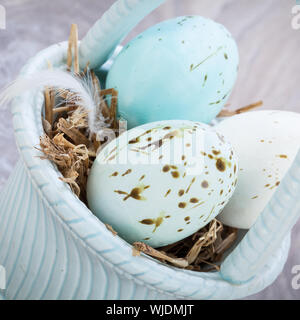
[0, 0, 299, 299]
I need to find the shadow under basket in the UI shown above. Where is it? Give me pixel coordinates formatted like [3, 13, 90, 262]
[0, 42, 296, 300]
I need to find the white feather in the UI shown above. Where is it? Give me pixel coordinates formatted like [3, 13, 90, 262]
[0, 69, 110, 133]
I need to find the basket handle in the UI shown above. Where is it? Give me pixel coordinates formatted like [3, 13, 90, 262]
[79, 0, 166, 70]
[220, 147, 300, 284]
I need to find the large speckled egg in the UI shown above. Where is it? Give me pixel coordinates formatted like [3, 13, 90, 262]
[87, 120, 238, 248]
[216, 110, 300, 229]
[106, 16, 239, 129]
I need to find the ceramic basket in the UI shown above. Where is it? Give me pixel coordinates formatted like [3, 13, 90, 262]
[0, 0, 300, 300]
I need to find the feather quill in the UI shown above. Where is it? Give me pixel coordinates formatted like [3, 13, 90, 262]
[0, 69, 110, 134]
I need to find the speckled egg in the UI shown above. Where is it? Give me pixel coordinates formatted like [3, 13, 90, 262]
[216, 110, 300, 229]
[87, 120, 238, 248]
[106, 16, 239, 129]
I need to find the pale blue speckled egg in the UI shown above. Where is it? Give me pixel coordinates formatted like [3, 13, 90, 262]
[87, 120, 238, 248]
[106, 16, 239, 129]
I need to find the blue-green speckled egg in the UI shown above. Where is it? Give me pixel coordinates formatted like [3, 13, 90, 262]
[106, 15, 239, 128]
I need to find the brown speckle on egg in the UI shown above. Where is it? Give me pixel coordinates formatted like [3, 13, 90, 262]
[184, 216, 190, 221]
[162, 165, 170, 172]
[192, 201, 205, 209]
[269, 181, 281, 190]
[178, 189, 185, 197]
[140, 219, 153, 225]
[216, 158, 226, 172]
[114, 190, 127, 195]
[171, 171, 180, 178]
[178, 202, 187, 208]
[122, 169, 132, 176]
[177, 228, 184, 232]
[108, 154, 117, 161]
[201, 180, 209, 188]
[190, 198, 199, 203]
[186, 177, 196, 193]
[139, 216, 164, 233]
[212, 150, 220, 155]
[127, 187, 144, 200]
[252, 195, 258, 199]
[277, 154, 288, 159]
[108, 146, 117, 155]
[164, 189, 171, 197]
[115, 185, 149, 201]
[110, 171, 118, 177]
[129, 137, 140, 144]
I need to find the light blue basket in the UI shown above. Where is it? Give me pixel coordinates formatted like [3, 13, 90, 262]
[0, 0, 299, 300]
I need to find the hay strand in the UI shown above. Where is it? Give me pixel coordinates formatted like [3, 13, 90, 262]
[218, 100, 263, 117]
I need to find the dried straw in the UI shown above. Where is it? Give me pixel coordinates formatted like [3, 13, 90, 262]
[67, 24, 79, 73]
[133, 220, 238, 271]
[217, 100, 263, 117]
[39, 24, 119, 201]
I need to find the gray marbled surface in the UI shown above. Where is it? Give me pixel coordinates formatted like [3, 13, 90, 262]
[0, 0, 299, 300]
